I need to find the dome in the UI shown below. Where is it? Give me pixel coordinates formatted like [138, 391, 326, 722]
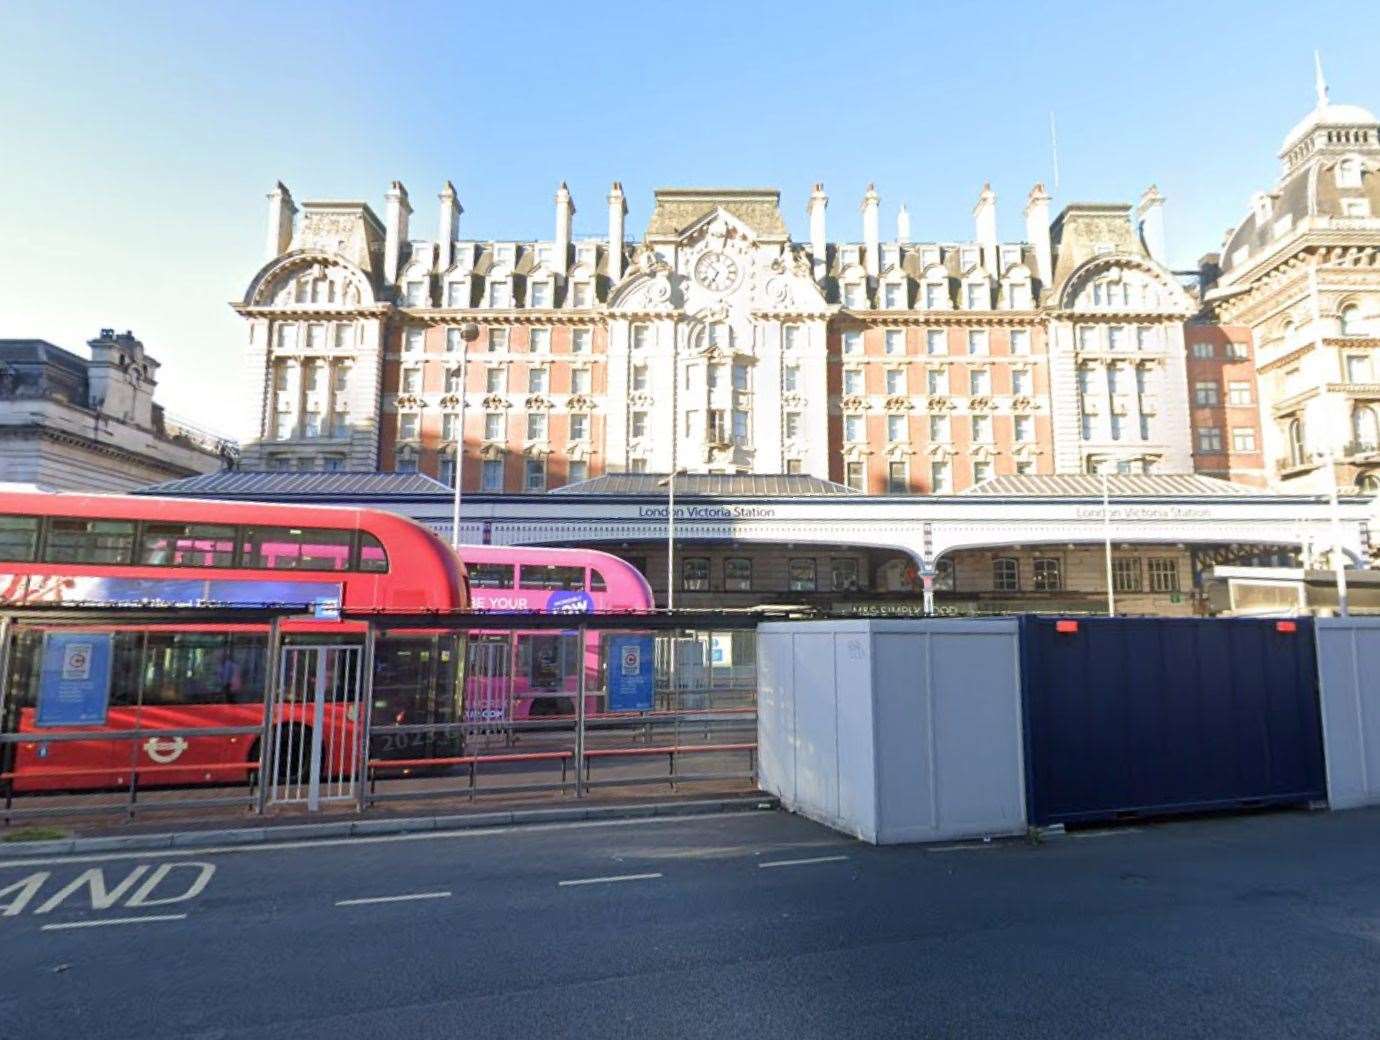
[1281, 102, 1379, 153]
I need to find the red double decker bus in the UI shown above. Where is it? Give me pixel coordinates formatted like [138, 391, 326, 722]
[0, 491, 469, 794]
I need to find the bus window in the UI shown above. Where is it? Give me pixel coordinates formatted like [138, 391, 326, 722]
[140, 523, 237, 567]
[44, 518, 137, 565]
[469, 563, 514, 588]
[518, 564, 585, 591]
[357, 532, 389, 572]
[0, 516, 39, 561]
[140, 632, 264, 705]
[590, 568, 608, 592]
[519, 633, 580, 690]
[242, 527, 353, 571]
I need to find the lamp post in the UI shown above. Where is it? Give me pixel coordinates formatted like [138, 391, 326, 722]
[1102, 469, 1116, 616]
[450, 322, 481, 550]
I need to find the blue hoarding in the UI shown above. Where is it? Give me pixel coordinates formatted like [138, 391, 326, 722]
[607, 635, 655, 712]
[36, 632, 114, 727]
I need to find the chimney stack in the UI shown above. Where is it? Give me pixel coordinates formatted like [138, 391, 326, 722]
[1024, 183, 1052, 287]
[974, 183, 998, 272]
[265, 182, 296, 261]
[861, 183, 880, 279]
[1137, 185, 1167, 265]
[897, 204, 911, 245]
[554, 182, 575, 273]
[607, 182, 627, 283]
[384, 181, 411, 286]
[437, 181, 461, 272]
[807, 183, 828, 282]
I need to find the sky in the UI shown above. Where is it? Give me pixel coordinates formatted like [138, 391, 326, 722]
[2, 0, 1378, 439]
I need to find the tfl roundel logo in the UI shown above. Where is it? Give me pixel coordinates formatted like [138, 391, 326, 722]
[546, 590, 595, 614]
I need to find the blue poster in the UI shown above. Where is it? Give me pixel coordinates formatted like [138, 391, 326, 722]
[547, 590, 594, 614]
[607, 635, 655, 712]
[36, 632, 113, 727]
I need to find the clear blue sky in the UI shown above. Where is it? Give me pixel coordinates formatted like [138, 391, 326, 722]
[2, 0, 1377, 438]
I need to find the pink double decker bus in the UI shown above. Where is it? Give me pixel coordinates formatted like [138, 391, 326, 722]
[458, 545, 653, 721]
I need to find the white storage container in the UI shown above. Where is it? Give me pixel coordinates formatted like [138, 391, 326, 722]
[1316, 617, 1380, 810]
[757, 618, 1028, 844]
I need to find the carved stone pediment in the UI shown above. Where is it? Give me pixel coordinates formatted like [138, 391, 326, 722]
[971, 443, 998, 460]
[927, 396, 955, 411]
[524, 394, 554, 411]
[1010, 395, 1035, 412]
[968, 396, 994, 412]
[478, 443, 505, 460]
[628, 390, 654, 408]
[781, 391, 807, 408]
[883, 442, 913, 460]
[395, 393, 423, 409]
[842, 443, 872, 460]
[522, 442, 552, 457]
[438, 393, 461, 409]
[482, 394, 510, 410]
[840, 394, 868, 411]
[566, 393, 598, 411]
[884, 395, 914, 412]
[925, 442, 955, 458]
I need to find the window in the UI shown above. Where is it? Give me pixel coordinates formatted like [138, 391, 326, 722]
[1341, 305, 1363, 336]
[276, 324, 298, 351]
[970, 369, 991, 395]
[843, 369, 864, 395]
[924, 282, 945, 309]
[631, 411, 648, 439]
[568, 460, 588, 484]
[831, 558, 861, 591]
[519, 564, 585, 591]
[971, 415, 992, 442]
[486, 368, 505, 393]
[707, 409, 729, 443]
[404, 280, 426, 306]
[1227, 381, 1253, 404]
[1108, 325, 1127, 351]
[444, 328, 463, 354]
[1232, 427, 1257, 452]
[1194, 381, 1219, 406]
[274, 410, 294, 440]
[1010, 329, 1031, 355]
[732, 363, 749, 391]
[133, 523, 236, 568]
[306, 323, 326, 351]
[843, 330, 862, 355]
[1198, 426, 1222, 452]
[570, 413, 589, 441]
[788, 558, 817, 592]
[658, 555, 706, 597]
[707, 323, 730, 350]
[885, 369, 905, 394]
[0, 516, 40, 561]
[403, 328, 423, 353]
[398, 413, 419, 440]
[1112, 557, 1142, 592]
[631, 364, 648, 392]
[443, 367, 463, 394]
[725, 557, 752, 592]
[1014, 415, 1033, 442]
[1192, 340, 1214, 359]
[489, 328, 508, 352]
[572, 328, 591, 353]
[1347, 355, 1373, 382]
[993, 557, 1019, 592]
[973, 459, 992, 483]
[1110, 415, 1125, 441]
[928, 415, 947, 442]
[528, 368, 548, 393]
[481, 458, 504, 490]
[446, 283, 465, 308]
[845, 461, 865, 491]
[483, 412, 504, 441]
[242, 526, 353, 571]
[783, 324, 802, 351]
[783, 364, 800, 392]
[884, 329, 904, 355]
[469, 563, 515, 589]
[965, 283, 985, 309]
[530, 328, 551, 352]
[1338, 156, 1363, 189]
[883, 283, 902, 309]
[1032, 557, 1062, 591]
[523, 457, 546, 491]
[887, 414, 907, 442]
[783, 411, 803, 440]
[438, 456, 456, 488]
[1078, 326, 1096, 350]
[1137, 326, 1158, 351]
[708, 364, 726, 390]
[526, 413, 548, 440]
[1139, 415, 1151, 440]
[887, 462, 908, 493]
[571, 368, 592, 394]
[927, 368, 948, 394]
[1012, 368, 1031, 394]
[1015, 459, 1034, 475]
[926, 329, 946, 355]
[1342, 199, 1371, 218]
[571, 283, 591, 308]
[843, 282, 865, 309]
[967, 330, 989, 355]
[1288, 418, 1307, 465]
[1148, 558, 1179, 593]
[785, 458, 802, 475]
[732, 409, 749, 445]
[844, 414, 864, 442]
[931, 460, 950, 492]
[400, 367, 420, 394]
[1352, 406, 1380, 449]
[529, 281, 551, 308]
[322, 455, 344, 472]
[631, 324, 650, 351]
[1081, 415, 1093, 440]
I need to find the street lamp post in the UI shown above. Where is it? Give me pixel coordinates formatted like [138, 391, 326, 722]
[1102, 469, 1116, 616]
[450, 322, 481, 550]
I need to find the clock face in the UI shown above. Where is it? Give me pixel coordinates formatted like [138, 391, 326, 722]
[694, 251, 740, 292]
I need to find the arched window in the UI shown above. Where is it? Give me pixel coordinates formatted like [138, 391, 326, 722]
[1340, 304, 1364, 336]
[1337, 157, 1363, 189]
[1352, 406, 1380, 450]
[1288, 418, 1307, 465]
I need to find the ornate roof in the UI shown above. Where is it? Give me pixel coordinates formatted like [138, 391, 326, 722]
[550, 473, 859, 497]
[644, 189, 789, 241]
[960, 474, 1265, 498]
[138, 470, 452, 498]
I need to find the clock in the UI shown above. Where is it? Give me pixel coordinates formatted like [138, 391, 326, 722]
[694, 251, 740, 292]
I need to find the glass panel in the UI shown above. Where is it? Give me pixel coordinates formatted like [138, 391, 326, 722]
[43, 519, 136, 565]
[140, 523, 237, 567]
[0, 516, 40, 562]
[357, 532, 388, 572]
[518, 564, 584, 590]
[139, 632, 267, 706]
[242, 526, 353, 571]
[468, 563, 514, 588]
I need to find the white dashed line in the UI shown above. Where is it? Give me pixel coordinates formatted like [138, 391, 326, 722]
[41, 914, 187, 931]
[335, 891, 451, 906]
[758, 855, 850, 869]
[558, 872, 662, 887]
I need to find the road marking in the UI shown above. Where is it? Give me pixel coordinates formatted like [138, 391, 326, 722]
[758, 854, 850, 869]
[0, 810, 768, 869]
[927, 843, 997, 853]
[1068, 828, 1142, 839]
[558, 872, 662, 887]
[40, 913, 186, 931]
[335, 891, 451, 907]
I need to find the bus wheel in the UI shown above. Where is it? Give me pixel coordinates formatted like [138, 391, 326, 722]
[256, 727, 319, 786]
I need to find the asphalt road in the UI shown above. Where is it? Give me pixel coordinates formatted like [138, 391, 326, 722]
[2, 806, 1380, 1039]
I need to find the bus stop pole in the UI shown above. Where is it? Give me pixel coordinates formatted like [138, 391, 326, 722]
[574, 623, 587, 799]
[255, 618, 283, 815]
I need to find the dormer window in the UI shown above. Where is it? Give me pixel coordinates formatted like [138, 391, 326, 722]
[404, 280, 427, 307]
[920, 246, 941, 268]
[535, 244, 555, 266]
[1007, 279, 1032, 309]
[999, 245, 1021, 273]
[843, 281, 865, 309]
[493, 244, 516, 267]
[965, 279, 990, 310]
[1342, 198, 1370, 218]
[529, 281, 552, 308]
[487, 280, 508, 308]
[924, 282, 945, 309]
[445, 282, 466, 307]
[883, 282, 903, 309]
[959, 246, 979, 271]
[841, 246, 861, 268]
[1337, 156, 1363, 189]
[881, 245, 900, 270]
[576, 242, 597, 266]
[571, 282, 591, 308]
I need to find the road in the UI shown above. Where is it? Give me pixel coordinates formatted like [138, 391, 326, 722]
[2, 806, 1380, 1039]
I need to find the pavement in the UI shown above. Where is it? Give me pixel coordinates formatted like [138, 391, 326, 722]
[2, 805, 1380, 1039]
